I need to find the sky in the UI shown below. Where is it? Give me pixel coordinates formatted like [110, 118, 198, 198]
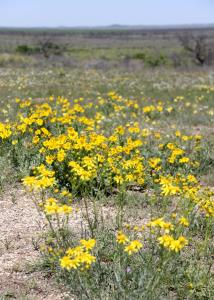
[0, 0, 213, 27]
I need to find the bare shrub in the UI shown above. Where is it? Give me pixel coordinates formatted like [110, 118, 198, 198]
[179, 34, 213, 66]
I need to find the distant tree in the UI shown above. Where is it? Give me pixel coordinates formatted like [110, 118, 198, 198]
[179, 34, 213, 66]
[16, 35, 68, 58]
[36, 35, 68, 58]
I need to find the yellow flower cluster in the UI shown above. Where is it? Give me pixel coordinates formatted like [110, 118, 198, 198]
[44, 198, 72, 215]
[0, 94, 202, 199]
[60, 239, 96, 270]
[22, 164, 55, 189]
[118, 214, 190, 256]
[185, 187, 214, 217]
[0, 122, 12, 139]
[124, 240, 143, 255]
[147, 217, 175, 233]
[158, 235, 188, 252]
[117, 231, 143, 255]
[159, 176, 181, 196]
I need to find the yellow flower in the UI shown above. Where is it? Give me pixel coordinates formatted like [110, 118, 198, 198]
[114, 175, 124, 185]
[169, 240, 182, 252]
[58, 205, 73, 214]
[44, 198, 59, 214]
[80, 239, 96, 250]
[78, 252, 96, 267]
[124, 240, 143, 255]
[149, 157, 161, 169]
[161, 183, 180, 196]
[167, 107, 173, 113]
[60, 242, 96, 271]
[61, 190, 69, 196]
[60, 256, 79, 270]
[57, 149, 66, 162]
[179, 217, 189, 227]
[169, 237, 188, 252]
[158, 235, 174, 247]
[175, 130, 181, 137]
[22, 176, 36, 186]
[46, 155, 55, 165]
[187, 175, 197, 183]
[167, 143, 175, 150]
[0, 122, 12, 139]
[12, 140, 18, 145]
[116, 231, 129, 244]
[158, 235, 188, 252]
[182, 135, 189, 141]
[179, 157, 189, 164]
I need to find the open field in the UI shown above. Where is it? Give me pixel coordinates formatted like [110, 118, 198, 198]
[0, 28, 214, 299]
[0, 26, 214, 68]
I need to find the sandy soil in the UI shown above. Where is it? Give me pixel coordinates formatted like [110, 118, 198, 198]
[0, 187, 69, 299]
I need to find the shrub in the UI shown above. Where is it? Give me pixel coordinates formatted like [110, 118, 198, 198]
[133, 51, 168, 67]
[16, 44, 37, 55]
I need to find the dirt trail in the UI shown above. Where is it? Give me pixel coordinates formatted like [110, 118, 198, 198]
[0, 187, 68, 299]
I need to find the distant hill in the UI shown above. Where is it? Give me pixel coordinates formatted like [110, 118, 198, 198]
[58, 24, 214, 30]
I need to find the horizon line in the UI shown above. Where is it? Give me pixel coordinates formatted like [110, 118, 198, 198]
[0, 23, 214, 29]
